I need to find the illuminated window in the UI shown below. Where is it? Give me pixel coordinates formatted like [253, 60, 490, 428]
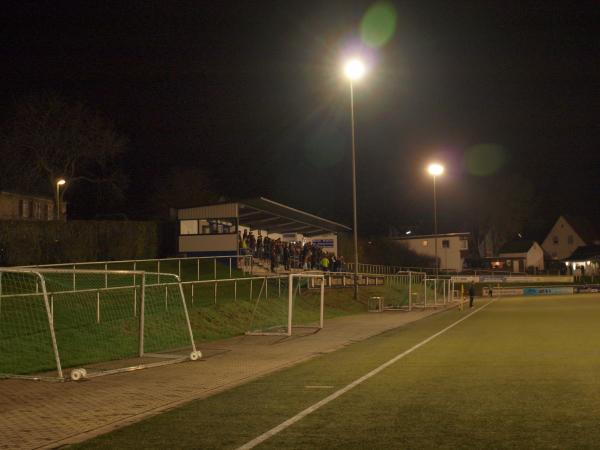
[181, 218, 236, 235]
[422, 240, 428, 247]
[180, 220, 199, 235]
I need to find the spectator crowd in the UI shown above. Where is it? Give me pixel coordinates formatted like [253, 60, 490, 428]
[238, 230, 345, 273]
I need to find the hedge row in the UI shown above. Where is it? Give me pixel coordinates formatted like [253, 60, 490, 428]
[0, 220, 175, 266]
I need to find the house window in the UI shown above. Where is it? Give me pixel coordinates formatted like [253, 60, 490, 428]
[421, 240, 428, 247]
[442, 239, 450, 248]
[553, 236, 559, 244]
[180, 220, 199, 235]
[568, 235, 574, 245]
[460, 239, 469, 250]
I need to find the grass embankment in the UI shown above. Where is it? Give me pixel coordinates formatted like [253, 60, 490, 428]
[2, 271, 412, 375]
[75, 294, 600, 449]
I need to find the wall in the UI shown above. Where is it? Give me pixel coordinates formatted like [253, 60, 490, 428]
[0, 220, 173, 266]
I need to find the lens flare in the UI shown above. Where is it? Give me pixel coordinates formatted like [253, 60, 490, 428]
[466, 144, 507, 176]
[360, 1, 397, 48]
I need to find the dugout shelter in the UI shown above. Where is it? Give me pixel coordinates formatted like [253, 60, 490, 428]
[177, 197, 350, 256]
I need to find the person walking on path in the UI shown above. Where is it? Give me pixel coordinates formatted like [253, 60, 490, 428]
[469, 282, 475, 308]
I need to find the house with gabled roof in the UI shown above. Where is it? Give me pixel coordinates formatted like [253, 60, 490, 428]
[498, 239, 544, 272]
[541, 216, 600, 260]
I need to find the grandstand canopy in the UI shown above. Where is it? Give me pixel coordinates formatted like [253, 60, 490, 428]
[237, 197, 350, 236]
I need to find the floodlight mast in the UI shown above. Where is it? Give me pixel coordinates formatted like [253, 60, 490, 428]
[344, 58, 366, 299]
[427, 163, 444, 277]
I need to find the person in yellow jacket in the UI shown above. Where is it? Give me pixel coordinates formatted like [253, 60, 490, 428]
[321, 255, 330, 272]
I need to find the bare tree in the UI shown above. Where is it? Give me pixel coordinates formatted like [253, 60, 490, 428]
[1, 94, 127, 207]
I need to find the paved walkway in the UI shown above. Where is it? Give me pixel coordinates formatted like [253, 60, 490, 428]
[0, 309, 445, 450]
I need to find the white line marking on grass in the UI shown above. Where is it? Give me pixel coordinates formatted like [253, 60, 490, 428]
[304, 385, 334, 389]
[237, 300, 496, 450]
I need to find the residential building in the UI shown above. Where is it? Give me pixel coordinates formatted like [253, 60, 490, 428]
[541, 216, 600, 260]
[393, 232, 470, 272]
[0, 191, 55, 221]
[497, 239, 544, 272]
[564, 245, 600, 276]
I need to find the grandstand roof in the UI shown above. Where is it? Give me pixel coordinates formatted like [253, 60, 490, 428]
[237, 197, 351, 236]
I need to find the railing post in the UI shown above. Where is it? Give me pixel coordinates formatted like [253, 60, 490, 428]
[229, 257, 232, 278]
[214, 258, 217, 280]
[104, 263, 108, 288]
[320, 276, 325, 329]
[178, 259, 181, 279]
[287, 274, 293, 336]
[214, 281, 217, 305]
[408, 271, 412, 311]
[72, 264, 76, 291]
[139, 274, 146, 357]
[96, 290, 101, 323]
[197, 258, 200, 281]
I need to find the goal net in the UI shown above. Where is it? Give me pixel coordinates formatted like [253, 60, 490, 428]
[0, 268, 199, 381]
[246, 273, 325, 336]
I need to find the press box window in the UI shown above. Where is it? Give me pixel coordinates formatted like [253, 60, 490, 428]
[442, 240, 450, 248]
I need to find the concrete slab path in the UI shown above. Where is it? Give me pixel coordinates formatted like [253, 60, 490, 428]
[0, 308, 446, 450]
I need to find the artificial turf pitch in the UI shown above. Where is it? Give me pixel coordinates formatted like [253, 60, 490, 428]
[74, 293, 600, 449]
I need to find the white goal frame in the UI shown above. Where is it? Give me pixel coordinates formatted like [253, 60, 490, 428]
[246, 273, 325, 337]
[0, 267, 199, 382]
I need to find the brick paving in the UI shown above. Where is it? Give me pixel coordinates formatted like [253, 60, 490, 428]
[0, 309, 442, 449]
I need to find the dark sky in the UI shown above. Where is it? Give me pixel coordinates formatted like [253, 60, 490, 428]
[3, 0, 599, 237]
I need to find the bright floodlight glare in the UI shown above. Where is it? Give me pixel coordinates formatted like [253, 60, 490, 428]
[344, 59, 366, 81]
[57, 179, 66, 186]
[427, 163, 444, 176]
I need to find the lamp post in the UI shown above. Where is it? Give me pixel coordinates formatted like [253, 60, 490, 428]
[427, 163, 444, 277]
[344, 58, 366, 300]
[55, 179, 66, 220]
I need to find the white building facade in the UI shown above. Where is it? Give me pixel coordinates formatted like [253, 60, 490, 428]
[395, 232, 470, 272]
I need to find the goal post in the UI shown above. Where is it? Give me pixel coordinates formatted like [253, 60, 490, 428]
[246, 273, 325, 337]
[0, 268, 199, 382]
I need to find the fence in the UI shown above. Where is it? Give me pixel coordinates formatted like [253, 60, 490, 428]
[24, 255, 254, 284]
[346, 262, 522, 277]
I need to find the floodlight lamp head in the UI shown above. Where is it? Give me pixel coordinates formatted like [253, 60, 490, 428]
[344, 59, 366, 81]
[57, 179, 66, 186]
[427, 163, 444, 177]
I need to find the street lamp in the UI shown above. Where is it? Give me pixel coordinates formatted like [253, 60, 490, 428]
[56, 178, 66, 220]
[344, 58, 366, 299]
[427, 163, 444, 276]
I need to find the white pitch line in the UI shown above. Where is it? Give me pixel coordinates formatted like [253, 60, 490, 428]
[237, 300, 496, 450]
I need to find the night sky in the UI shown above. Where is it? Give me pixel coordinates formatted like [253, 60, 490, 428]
[3, 1, 599, 238]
